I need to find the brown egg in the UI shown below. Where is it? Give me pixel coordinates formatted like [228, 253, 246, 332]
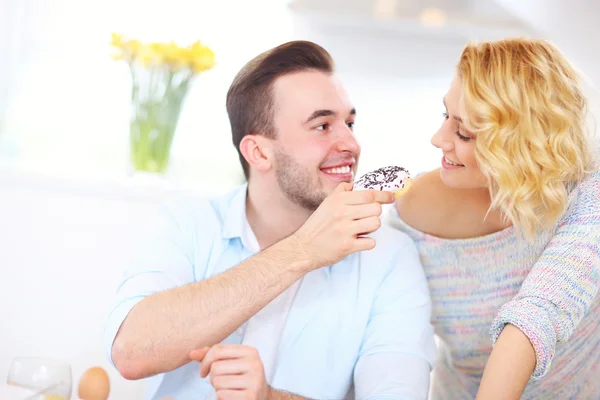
[78, 366, 110, 400]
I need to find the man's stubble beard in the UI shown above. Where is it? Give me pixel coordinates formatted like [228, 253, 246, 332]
[274, 148, 328, 211]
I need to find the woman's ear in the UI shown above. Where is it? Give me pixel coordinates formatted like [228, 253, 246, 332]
[239, 135, 273, 174]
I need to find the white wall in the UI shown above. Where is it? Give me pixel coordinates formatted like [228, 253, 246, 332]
[494, 0, 600, 125]
[0, 170, 178, 398]
[0, 168, 228, 398]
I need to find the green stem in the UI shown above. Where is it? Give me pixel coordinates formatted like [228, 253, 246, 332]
[129, 68, 189, 174]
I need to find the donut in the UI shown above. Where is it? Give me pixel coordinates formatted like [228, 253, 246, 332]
[353, 165, 412, 198]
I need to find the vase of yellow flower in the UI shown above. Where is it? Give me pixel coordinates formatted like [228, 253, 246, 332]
[110, 33, 216, 174]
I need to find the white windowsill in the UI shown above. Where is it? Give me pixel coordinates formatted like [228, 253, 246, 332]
[0, 158, 243, 203]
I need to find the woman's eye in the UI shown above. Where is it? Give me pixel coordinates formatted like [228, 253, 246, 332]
[456, 131, 471, 142]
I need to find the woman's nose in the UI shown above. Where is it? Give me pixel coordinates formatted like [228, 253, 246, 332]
[431, 125, 454, 152]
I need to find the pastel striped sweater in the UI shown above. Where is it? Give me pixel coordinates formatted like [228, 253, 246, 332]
[386, 168, 600, 399]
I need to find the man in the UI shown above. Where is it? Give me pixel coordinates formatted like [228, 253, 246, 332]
[105, 41, 436, 400]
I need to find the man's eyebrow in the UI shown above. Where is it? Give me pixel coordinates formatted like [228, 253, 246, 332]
[305, 108, 356, 123]
[305, 109, 336, 123]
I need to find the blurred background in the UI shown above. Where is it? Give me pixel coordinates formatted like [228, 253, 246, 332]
[1, 0, 599, 398]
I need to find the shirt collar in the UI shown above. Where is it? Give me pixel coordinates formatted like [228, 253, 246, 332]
[221, 183, 333, 277]
[222, 183, 249, 241]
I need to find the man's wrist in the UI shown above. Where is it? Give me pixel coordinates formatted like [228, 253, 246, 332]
[267, 385, 276, 400]
[272, 234, 319, 274]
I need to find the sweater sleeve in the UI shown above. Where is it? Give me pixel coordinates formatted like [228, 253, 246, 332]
[489, 168, 600, 379]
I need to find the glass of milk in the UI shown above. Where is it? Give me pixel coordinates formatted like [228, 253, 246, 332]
[5, 357, 72, 399]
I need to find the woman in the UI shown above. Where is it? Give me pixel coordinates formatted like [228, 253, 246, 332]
[390, 38, 600, 399]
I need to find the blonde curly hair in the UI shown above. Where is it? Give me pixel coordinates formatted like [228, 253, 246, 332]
[457, 38, 596, 238]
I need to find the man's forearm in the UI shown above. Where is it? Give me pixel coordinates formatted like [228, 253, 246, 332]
[112, 235, 312, 379]
[270, 387, 310, 400]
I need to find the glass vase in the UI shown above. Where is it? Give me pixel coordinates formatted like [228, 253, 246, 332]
[129, 65, 192, 174]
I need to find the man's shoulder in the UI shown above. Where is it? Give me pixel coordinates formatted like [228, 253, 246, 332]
[368, 220, 417, 256]
[152, 185, 246, 239]
[353, 217, 424, 281]
[161, 185, 243, 221]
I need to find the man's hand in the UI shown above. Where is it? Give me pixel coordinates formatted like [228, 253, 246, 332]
[292, 182, 394, 270]
[190, 344, 270, 400]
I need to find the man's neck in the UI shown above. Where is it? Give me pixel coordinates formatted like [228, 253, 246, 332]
[245, 180, 313, 250]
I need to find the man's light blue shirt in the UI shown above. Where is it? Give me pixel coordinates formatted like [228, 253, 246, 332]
[104, 184, 436, 399]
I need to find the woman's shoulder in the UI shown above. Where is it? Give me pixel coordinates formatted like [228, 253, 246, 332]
[395, 169, 455, 234]
[563, 166, 600, 219]
[397, 169, 444, 209]
[394, 169, 512, 239]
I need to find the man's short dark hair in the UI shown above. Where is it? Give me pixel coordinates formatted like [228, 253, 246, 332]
[226, 40, 335, 179]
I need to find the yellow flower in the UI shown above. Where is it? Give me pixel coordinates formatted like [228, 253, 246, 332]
[111, 33, 124, 48]
[162, 42, 188, 72]
[187, 41, 216, 72]
[125, 39, 143, 56]
[136, 47, 152, 67]
[110, 33, 216, 74]
[162, 42, 180, 62]
[192, 54, 216, 73]
[110, 33, 127, 60]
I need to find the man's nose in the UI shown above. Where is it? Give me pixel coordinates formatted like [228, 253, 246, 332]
[335, 126, 360, 156]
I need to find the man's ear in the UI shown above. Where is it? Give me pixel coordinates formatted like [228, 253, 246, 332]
[239, 135, 273, 174]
